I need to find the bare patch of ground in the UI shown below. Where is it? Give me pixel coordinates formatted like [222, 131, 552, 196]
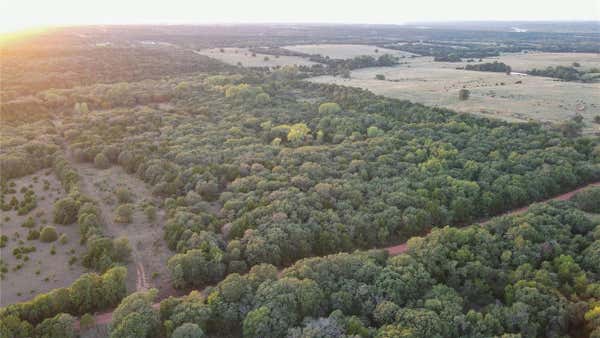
[67, 160, 173, 298]
[0, 170, 87, 306]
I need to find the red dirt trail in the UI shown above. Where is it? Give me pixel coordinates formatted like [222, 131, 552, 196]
[76, 181, 600, 329]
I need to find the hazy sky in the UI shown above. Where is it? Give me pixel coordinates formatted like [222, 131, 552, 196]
[1, 0, 599, 32]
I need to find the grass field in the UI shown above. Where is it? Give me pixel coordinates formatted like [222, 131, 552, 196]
[282, 44, 415, 59]
[194, 48, 318, 67]
[309, 60, 600, 132]
[0, 171, 87, 306]
[479, 52, 600, 72]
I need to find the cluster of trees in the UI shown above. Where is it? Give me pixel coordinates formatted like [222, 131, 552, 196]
[0, 267, 127, 337]
[464, 61, 512, 73]
[105, 201, 600, 337]
[528, 65, 600, 82]
[385, 42, 501, 62]
[308, 54, 399, 76]
[55, 71, 599, 290]
[53, 156, 131, 271]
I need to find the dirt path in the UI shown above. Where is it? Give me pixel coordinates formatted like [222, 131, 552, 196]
[76, 181, 600, 329]
[383, 181, 600, 255]
[63, 149, 173, 296]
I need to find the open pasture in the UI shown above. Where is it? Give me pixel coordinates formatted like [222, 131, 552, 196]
[480, 52, 600, 72]
[194, 47, 318, 67]
[309, 62, 600, 132]
[283, 44, 415, 59]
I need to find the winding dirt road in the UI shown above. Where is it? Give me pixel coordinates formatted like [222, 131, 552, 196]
[76, 181, 600, 329]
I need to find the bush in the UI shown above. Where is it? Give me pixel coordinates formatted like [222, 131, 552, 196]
[318, 102, 342, 114]
[144, 205, 157, 221]
[21, 216, 35, 228]
[375, 74, 386, 80]
[27, 229, 40, 240]
[40, 226, 58, 242]
[94, 153, 110, 169]
[79, 313, 95, 330]
[458, 88, 470, 100]
[59, 234, 69, 245]
[114, 204, 134, 224]
[115, 188, 133, 204]
[53, 197, 80, 225]
[172, 323, 205, 338]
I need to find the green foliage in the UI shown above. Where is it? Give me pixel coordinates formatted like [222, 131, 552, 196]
[571, 187, 600, 213]
[39, 226, 58, 242]
[465, 61, 511, 73]
[79, 313, 95, 330]
[318, 102, 341, 114]
[172, 323, 205, 338]
[52, 197, 80, 225]
[0, 267, 126, 326]
[147, 203, 599, 337]
[458, 88, 470, 100]
[34, 313, 75, 338]
[114, 203, 134, 223]
[110, 290, 160, 338]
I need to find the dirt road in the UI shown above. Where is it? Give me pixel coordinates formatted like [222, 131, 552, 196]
[76, 181, 599, 329]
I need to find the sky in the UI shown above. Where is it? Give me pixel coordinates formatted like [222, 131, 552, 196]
[1, 0, 599, 33]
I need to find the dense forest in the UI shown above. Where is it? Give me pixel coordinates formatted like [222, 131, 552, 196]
[1, 25, 600, 337]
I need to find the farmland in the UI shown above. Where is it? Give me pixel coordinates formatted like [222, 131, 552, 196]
[283, 44, 415, 59]
[308, 52, 600, 132]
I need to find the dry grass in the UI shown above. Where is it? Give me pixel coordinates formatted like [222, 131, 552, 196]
[0, 171, 87, 306]
[283, 44, 415, 59]
[480, 52, 600, 72]
[194, 48, 317, 67]
[309, 57, 600, 133]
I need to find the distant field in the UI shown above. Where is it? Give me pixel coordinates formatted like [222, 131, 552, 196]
[480, 52, 600, 72]
[1, 171, 87, 306]
[283, 44, 415, 59]
[309, 62, 600, 132]
[194, 48, 318, 67]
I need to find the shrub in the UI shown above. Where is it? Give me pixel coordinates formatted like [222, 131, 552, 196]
[27, 229, 40, 240]
[318, 102, 342, 114]
[80, 313, 95, 330]
[458, 88, 470, 100]
[40, 226, 58, 242]
[59, 234, 69, 245]
[115, 188, 133, 204]
[114, 204, 134, 223]
[21, 216, 35, 228]
[144, 205, 157, 221]
[53, 197, 80, 224]
[375, 74, 386, 80]
[94, 153, 110, 169]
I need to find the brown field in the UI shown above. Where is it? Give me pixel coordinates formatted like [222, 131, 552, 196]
[194, 48, 318, 67]
[283, 44, 415, 59]
[309, 58, 600, 133]
[0, 171, 87, 306]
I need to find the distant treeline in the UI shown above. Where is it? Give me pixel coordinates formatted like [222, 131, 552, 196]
[528, 65, 600, 82]
[464, 61, 512, 73]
